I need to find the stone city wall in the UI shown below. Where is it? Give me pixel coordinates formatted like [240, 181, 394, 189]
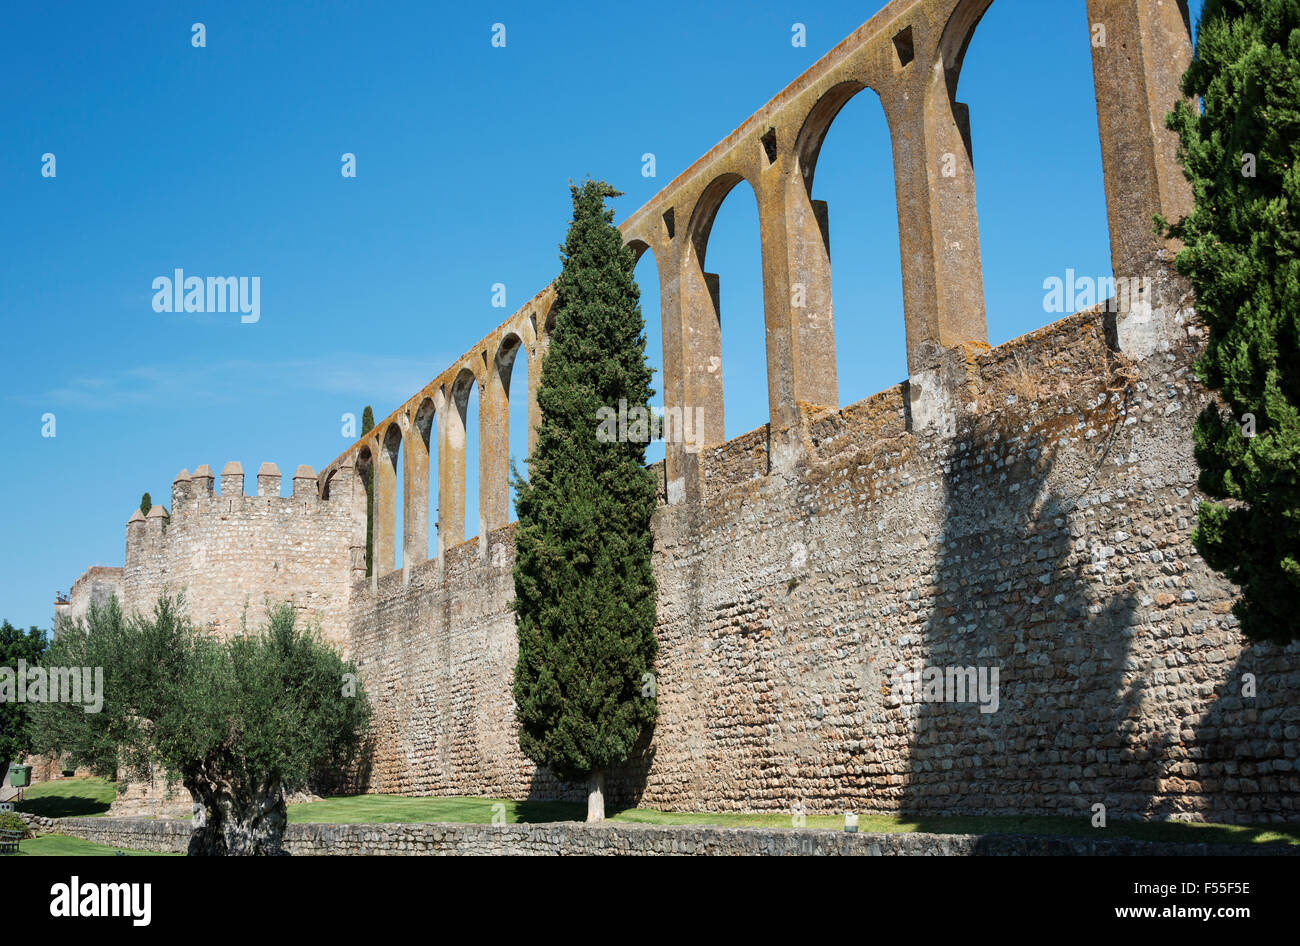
[123, 462, 356, 652]
[67, 0, 1300, 826]
[351, 297, 1300, 824]
[53, 566, 124, 633]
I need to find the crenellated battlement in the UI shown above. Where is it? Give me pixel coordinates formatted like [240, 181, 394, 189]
[121, 460, 358, 651]
[164, 461, 348, 521]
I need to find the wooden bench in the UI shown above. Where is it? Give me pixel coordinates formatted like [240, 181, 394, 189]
[0, 829, 22, 855]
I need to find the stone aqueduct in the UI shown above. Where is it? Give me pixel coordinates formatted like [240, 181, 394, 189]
[318, 0, 1194, 581]
[69, 0, 1300, 822]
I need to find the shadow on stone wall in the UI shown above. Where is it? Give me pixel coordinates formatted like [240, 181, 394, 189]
[523, 722, 658, 810]
[315, 730, 376, 798]
[1167, 640, 1300, 824]
[896, 370, 1152, 824]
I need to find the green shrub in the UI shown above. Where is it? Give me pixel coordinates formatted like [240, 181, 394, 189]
[0, 811, 30, 837]
[1164, 0, 1300, 643]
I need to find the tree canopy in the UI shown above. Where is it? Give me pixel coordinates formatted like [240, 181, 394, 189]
[511, 180, 659, 821]
[1164, 0, 1300, 644]
[0, 619, 49, 766]
[32, 596, 370, 854]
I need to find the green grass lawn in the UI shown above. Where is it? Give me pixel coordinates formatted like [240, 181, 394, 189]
[14, 776, 116, 818]
[17, 834, 174, 856]
[17, 777, 1298, 847]
[287, 794, 1300, 846]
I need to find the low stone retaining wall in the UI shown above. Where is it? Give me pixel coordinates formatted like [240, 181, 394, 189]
[49, 817, 1299, 856]
[281, 822, 1299, 856]
[17, 812, 58, 834]
[55, 817, 191, 852]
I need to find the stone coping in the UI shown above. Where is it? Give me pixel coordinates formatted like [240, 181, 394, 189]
[43, 816, 1300, 857]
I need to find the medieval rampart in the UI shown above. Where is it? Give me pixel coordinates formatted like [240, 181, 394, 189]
[121, 462, 355, 651]
[81, 0, 1300, 822]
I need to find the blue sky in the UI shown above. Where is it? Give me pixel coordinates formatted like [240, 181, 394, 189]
[0, 0, 1204, 630]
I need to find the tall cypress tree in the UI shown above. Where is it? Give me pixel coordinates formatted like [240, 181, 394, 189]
[1163, 0, 1300, 645]
[512, 180, 658, 821]
[139, 492, 151, 516]
[361, 405, 375, 578]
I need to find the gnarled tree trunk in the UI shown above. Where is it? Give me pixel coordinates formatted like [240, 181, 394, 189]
[185, 770, 287, 856]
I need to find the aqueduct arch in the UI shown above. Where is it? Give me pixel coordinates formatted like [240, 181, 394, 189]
[683, 171, 761, 449]
[789, 78, 902, 410]
[408, 397, 436, 565]
[319, 0, 1193, 581]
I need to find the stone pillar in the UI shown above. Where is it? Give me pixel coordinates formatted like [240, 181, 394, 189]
[526, 344, 543, 458]
[220, 461, 244, 498]
[145, 505, 169, 564]
[125, 508, 147, 565]
[124, 508, 148, 620]
[292, 464, 317, 501]
[659, 233, 724, 504]
[480, 354, 512, 536]
[191, 464, 215, 498]
[1085, 0, 1194, 278]
[170, 470, 192, 519]
[256, 462, 281, 497]
[373, 433, 396, 577]
[658, 241, 691, 505]
[756, 170, 838, 468]
[438, 388, 468, 550]
[677, 243, 726, 448]
[880, 65, 988, 374]
[337, 462, 368, 583]
[402, 420, 429, 567]
[526, 292, 554, 459]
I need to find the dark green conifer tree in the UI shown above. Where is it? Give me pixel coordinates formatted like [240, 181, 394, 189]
[140, 493, 151, 516]
[0, 619, 48, 767]
[1163, 0, 1300, 644]
[511, 180, 658, 821]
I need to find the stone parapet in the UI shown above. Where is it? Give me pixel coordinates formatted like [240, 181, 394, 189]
[48, 817, 1300, 857]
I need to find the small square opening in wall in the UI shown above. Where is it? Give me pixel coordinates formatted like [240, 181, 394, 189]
[761, 128, 778, 165]
[894, 26, 914, 67]
[662, 207, 675, 239]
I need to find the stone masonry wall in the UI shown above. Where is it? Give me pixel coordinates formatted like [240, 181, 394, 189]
[53, 566, 124, 633]
[351, 287, 1300, 824]
[123, 464, 356, 652]
[48, 816, 1297, 856]
[107, 769, 193, 819]
[350, 528, 541, 796]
